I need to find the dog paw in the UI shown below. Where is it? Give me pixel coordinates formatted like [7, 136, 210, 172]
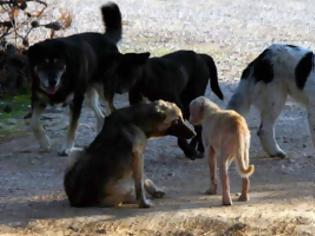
[222, 199, 233, 206]
[205, 187, 217, 195]
[238, 194, 249, 202]
[270, 151, 287, 159]
[151, 189, 165, 199]
[186, 151, 204, 160]
[139, 199, 153, 208]
[222, 195, 233, 206]
[38, 136, 51, 152]
[58, 148, 73, 157]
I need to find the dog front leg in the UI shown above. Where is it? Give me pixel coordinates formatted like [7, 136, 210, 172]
[206, 146, 217, 195]
[132, 152, 152, 208]
[31, 102, 51, 152]
[59, 94, 84, 156]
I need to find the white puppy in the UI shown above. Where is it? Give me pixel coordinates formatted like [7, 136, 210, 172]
[190, 96, 255, 206]
[228, 44, 315, 158]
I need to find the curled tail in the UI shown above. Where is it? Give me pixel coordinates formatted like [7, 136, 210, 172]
[236, 134, 255, 178]
[226, 67, 252, 116]
[101, 2, 122, 44]
[201, 54, 224, 100]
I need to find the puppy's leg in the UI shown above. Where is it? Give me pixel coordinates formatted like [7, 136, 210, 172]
[132, 152, 152, 208]
[144, 178, 165, 199]
[239, 136, 250, 201]
[59, 94, 84, 156]
[86, 88, 105, 133]
[206, 146, 217, 195]
[256, 89, 287, 158]
[31, 102, 51, 151]
[219, 155, 232, 206]
[239, 178, 250, 202]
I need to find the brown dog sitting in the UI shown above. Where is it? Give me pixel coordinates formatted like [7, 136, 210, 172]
[189, 96, 255, 206]
[64, 100, 196, 208]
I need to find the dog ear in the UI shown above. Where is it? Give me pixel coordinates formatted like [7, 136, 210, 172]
[124, 52, 150, 65]
[153, 101, 167, 121]
[135, 52, 150, 64]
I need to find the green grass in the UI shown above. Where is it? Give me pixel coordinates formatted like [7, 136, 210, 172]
[0, 93, 31, 142]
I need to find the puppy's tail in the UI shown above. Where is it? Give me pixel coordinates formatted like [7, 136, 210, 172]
[101, 2, 122, 44]
[236, 135, 255, 178]
[201, 54, 224, 100]
[226, 68, 252, 116]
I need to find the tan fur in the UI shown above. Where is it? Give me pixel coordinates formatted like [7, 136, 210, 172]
[189, 96, 254, 206]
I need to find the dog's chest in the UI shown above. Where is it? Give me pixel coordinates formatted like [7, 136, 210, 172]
[36, 91, 74, 106]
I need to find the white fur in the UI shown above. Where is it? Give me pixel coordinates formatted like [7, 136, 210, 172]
[228, 44, 315, 157]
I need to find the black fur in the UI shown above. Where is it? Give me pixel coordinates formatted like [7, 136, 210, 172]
[64, 101, 196, 207]
[113, 50, 224, 159]
[28, 3, 122, 105]
[295, 52, 314, 89]
[241, 49, 274, 83]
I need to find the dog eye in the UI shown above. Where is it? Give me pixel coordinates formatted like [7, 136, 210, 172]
[44, 58, 49, 63]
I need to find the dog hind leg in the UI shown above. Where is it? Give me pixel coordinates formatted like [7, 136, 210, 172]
[206, 146, 217, 195]
[86, 88, 105, 133]
[219, 153, 232, 205]
[256, 85, 287, 158]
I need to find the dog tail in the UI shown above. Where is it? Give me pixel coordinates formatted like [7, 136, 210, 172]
[226, 67, 252, 116]
[236, 134, 255, 178]
[201, 54, 224, 100]
[101, 2, 122, 44]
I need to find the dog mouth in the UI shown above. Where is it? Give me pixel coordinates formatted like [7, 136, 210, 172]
[165, 118, 196, 139]
[47, 86, 57, 95]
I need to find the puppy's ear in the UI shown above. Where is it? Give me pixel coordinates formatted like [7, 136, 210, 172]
[199, 99, 205, 115]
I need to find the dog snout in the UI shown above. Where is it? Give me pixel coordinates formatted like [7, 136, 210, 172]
[165, 118, 196, 139]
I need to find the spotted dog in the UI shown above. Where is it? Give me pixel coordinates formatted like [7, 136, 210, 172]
[228, 44, 315, 158]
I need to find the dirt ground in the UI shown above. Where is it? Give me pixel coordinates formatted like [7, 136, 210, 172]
[0, 0, 315, 235]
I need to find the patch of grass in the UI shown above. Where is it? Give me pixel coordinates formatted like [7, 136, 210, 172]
[0, 93, 31, 142]
[0, 93, 31, 120]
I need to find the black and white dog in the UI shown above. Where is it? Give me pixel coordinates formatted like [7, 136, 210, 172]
[27, 3, 149, 155]
[110, 50, 224, 159]
[228, 44, 315, 158]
